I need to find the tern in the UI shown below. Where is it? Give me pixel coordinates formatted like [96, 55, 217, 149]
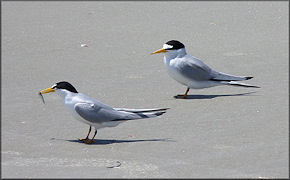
[39, 81, 168, 144]
[152, 40, 260, 98]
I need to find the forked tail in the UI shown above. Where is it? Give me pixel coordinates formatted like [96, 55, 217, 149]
[225, 81, 260, 88]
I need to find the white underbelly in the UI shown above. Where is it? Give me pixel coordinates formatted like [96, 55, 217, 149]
[92, 121, 124, 130]
[165, 60, 220, 89]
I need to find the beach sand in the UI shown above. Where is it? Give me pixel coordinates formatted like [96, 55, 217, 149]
[2, 1, 288, 178]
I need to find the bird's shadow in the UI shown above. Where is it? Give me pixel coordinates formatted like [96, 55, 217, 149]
[66, 138, 175, 145]
[174, 91, 259, 100]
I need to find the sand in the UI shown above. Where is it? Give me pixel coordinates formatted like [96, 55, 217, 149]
[2, 1, 288, 178]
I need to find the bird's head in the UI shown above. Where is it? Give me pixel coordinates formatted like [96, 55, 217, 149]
[151, 40, 186, 58]
[39, 81, 78, 95]
[38, 81, 78, 104]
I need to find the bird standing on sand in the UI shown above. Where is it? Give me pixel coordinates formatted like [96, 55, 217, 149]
[152, 40, 260, 98]
[39, 81, 168, 144]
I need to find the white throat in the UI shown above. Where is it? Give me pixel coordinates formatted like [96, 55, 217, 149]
[54, 89, 75, 103]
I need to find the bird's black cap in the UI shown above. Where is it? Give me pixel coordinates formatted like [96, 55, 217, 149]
[165, 40, 185, 50]
[52, 81, 78, 93]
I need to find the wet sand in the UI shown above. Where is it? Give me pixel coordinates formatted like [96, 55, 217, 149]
[2, 1, 288, 178]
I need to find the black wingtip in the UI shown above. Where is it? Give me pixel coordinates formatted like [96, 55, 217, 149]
[155, 111, 167, 116]
[245, 77, 260, 87]
[245, 77, 253, 80]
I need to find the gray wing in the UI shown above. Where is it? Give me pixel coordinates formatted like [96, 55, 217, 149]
[177, 56, 212, 81]
[114, 108, 169, 113]
[74, 103, 163, 123]
[180, 55, 249, 81]
[75, 103, 128, 123]
[210, 70, 251, 81]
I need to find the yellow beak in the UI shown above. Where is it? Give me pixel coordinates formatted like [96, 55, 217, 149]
[151, 48, 167, 54]
[39, 87, 54, 94]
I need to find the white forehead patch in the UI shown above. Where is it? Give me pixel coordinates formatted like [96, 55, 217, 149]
[163, 43, 173, 50]
[51, 84, 57, 89]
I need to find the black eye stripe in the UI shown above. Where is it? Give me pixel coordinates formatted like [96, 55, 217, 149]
[54, 81, 78, 93]
[165, 40, 185, 50]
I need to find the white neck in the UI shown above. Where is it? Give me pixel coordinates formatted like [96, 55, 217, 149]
[54, 89, 75, 103]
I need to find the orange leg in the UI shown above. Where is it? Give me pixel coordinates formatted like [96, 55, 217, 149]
[176, 87, 190, 99]
[82, 130, 97, 144]
[78, 126, 91, 141]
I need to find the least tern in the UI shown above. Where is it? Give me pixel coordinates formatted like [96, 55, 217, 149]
[152, 40, 260, 98]
[39, 81, 168, 144]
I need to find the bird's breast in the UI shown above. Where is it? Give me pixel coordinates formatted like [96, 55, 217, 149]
[62, 99, 92, 126]
[164, 57, 190, 85]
